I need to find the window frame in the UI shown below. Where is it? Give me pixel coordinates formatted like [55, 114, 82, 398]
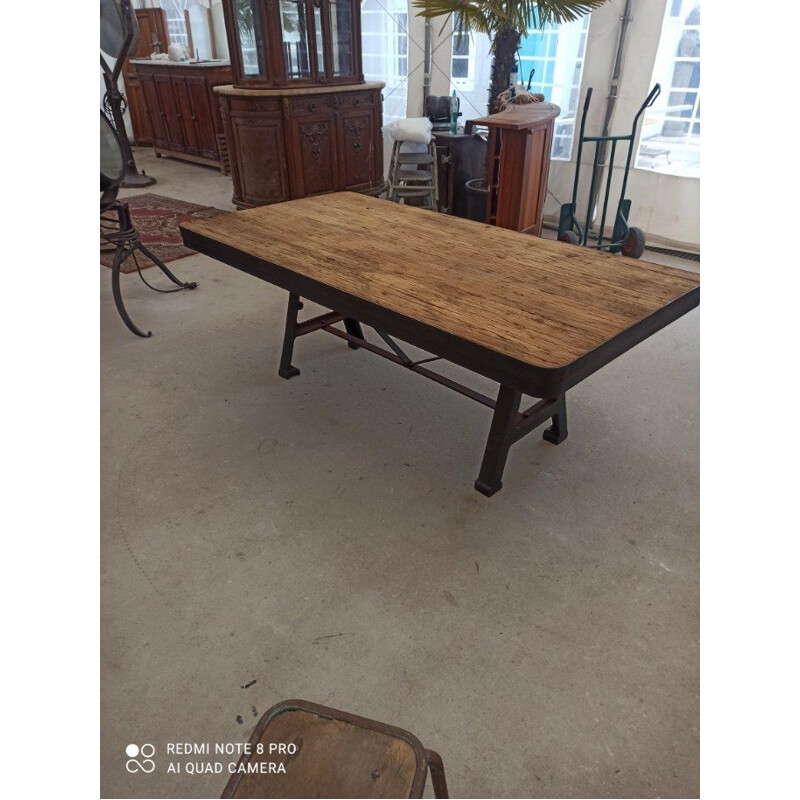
[635, 0, 700, 178]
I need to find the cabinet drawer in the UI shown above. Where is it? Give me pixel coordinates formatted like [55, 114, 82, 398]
[335, 91, 376, 111]
[290, 95, 336, 117]
[227, 96, 282, 115]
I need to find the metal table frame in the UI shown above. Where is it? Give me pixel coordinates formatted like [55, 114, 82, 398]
[279, 293, 569, 496]
[180, 223, 699, 497]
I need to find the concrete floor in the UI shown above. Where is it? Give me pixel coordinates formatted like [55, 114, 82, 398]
[101, 150, 699, 799]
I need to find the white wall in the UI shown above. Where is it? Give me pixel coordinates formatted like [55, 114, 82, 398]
[544, 0, 699, 250]
[209, 0, 229, 59]
[405, 13, 453, 117]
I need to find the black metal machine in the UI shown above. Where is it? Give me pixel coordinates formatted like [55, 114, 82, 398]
[558, 83, 661, 259]
[425, 94, 461, 132]
[100, 0, 154, 187]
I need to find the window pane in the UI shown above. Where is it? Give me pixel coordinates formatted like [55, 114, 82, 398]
[517, 14, 591, 159]
[452, 58, 468, 79]
[447, 12, 591, 156]
[453, 33, 470, 57]
[636, 1, 700, 176]
[361, 0, 408, 123]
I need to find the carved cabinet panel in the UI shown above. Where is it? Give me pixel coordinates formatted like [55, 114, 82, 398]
[139, 74, 168, 149]
[230, 117, 291, 205]
[172, 77, 199, 153]
[292, 115, 339, 197]
[154, 75, 186, 152]
[220, 85, 384, 209]
[337, 109, 376, 191]
[186, 75, 219, 159]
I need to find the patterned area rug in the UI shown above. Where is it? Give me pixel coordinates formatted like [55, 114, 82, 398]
[100, 193, 224, 273]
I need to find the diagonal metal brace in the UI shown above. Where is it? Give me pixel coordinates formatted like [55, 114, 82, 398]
[374, 329, 413, 365]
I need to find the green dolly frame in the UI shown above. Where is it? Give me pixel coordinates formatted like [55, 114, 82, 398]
[558, 83, 661, 259]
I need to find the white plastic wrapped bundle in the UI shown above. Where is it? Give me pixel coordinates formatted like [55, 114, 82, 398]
[382, 117, 433, 145]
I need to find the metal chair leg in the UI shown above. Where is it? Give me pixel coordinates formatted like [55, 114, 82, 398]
[111, 245, 152, 338]
[137, 241, 198, 291]
[426, 749, 449, 798]
[431, 140, 440, 210]
[388, 141, 401, 202]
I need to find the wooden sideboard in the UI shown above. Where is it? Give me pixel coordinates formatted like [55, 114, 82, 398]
[121, 9, 169, 146]
[472, 103, 560, 235]
[216, 83, 385, 208]
[131, 60, 233, 168]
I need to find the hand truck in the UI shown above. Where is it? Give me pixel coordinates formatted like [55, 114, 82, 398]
[558, 83, 661, 259]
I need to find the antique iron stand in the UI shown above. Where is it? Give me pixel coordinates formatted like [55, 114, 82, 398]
[101, 201, 197, 337]
[278, 293, 567, 496]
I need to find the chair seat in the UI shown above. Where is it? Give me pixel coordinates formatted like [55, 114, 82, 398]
[223, 700, 442, 799]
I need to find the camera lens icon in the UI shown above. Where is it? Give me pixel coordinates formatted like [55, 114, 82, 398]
[125, 743, 155, 773]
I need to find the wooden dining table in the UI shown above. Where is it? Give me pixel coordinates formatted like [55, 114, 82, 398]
[180, 192, 699, 496]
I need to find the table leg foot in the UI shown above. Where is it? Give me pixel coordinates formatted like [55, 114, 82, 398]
[543, 398, 568, 444]
[474, 479, 502, 497]
[278, 293, 302, 379]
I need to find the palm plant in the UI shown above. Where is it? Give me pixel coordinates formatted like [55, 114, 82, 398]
[412, 0, 608, 114]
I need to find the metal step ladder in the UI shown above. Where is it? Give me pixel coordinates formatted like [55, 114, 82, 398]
[387, 140, 439, 210]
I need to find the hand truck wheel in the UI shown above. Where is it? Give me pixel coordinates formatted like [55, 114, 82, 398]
[621, 226, 646, 259]
[558, 230, 581, 246]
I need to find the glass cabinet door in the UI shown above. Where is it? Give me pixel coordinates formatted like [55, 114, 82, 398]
[312, 1, 327, 78]
[328, 0, 355, 78]
[234, 0, 268, 77]
[224, 0, 362, 85]
[280, 0, 312, 80]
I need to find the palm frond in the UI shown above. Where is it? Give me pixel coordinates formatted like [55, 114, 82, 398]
[412, 0, 608, 38]
[411, 0, 496, 36]
[531, 0, 607, 27]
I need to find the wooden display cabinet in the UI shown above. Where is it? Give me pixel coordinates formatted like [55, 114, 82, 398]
[121, 8, 169, 146]
[472, 103, 561, 236]
[218, 0, 384, 207]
